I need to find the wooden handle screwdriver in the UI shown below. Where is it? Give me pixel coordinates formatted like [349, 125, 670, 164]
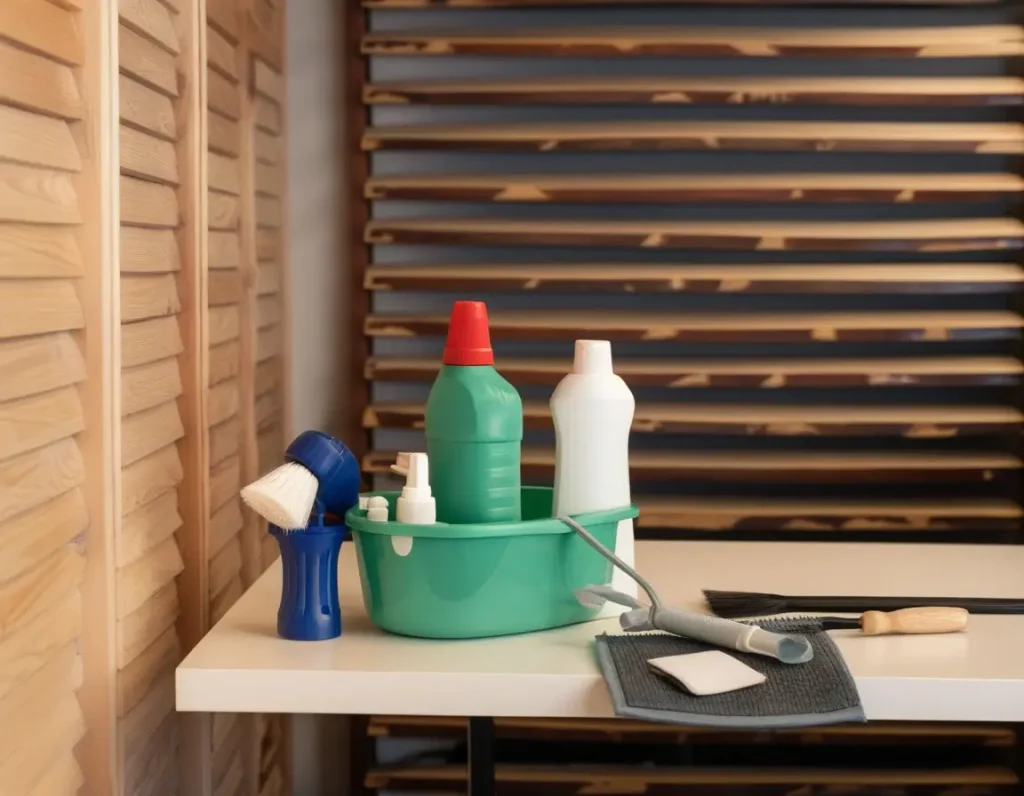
[819, 606, 969, 636]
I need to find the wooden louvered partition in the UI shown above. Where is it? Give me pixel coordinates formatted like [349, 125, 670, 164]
[206, 3, 289, 796]
[0, 2, 291, 794]
[353, 0, 1024, 792]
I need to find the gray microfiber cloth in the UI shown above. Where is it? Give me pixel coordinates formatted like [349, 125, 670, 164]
[595, 618, 864, 730]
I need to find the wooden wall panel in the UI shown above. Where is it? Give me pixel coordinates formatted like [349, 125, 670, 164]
[0, 3, 91, 793]
[0, 2, 292, 793]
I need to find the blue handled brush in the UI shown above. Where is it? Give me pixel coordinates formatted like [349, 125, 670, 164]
[241, 431, 361, 640]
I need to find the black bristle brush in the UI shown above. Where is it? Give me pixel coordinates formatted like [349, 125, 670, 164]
[703, 590, 1024, 619]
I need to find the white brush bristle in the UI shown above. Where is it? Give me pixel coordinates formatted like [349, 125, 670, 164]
[241, 462, 318, 530]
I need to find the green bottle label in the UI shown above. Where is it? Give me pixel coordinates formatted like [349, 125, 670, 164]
[425, 365, 523, 524]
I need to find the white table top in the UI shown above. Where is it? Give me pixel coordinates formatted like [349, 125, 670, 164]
[177, 540, 1024, 722]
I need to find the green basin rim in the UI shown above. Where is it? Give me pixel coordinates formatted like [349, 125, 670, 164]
[345, 486, 638, 540]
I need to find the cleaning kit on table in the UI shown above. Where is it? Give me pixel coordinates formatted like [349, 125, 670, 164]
[240, 298, 974, 727]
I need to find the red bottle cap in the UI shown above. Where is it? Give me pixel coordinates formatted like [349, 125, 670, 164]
[442, 301, 494, 366]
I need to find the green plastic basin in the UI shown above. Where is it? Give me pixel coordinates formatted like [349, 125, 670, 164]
[345, 487, 638, 639]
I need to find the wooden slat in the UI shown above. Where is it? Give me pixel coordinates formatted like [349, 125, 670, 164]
[119, 24, 178, 98]
[117, 626, 180, 717]
[121, 444, 182, 517]
[254, 59, 283, 103]
[118, 0, 181, 55]
[209, 67, 241, 120]
[207, 0, 239, 40]
[364, 0, 1009, 5]
[117, 582, 178, 668]
[209, 269, 242, 305]
[0, 105, 80, 172]
[0, 164, 79, 225]
[116, 537, 184, 619]
[119, 74, 177, 142]
[121, 274, 182, 322]
[366, 400, 1023, 437]
[0, 488, 86, 583]
[366, 263, 1024, 294]
[254, 97, 281, 135]
[368, 715, 1017, 744]
[367, 309, 1024, 343]
[122, 316, 184, 368]
[210, 230, 241, 268]
[255, 130, 279, 166]
[122, 358, 183, 416]
[365, 447, 1022, 482]
[364, 120, 1024, 155]
[0, 588, 79, 702]
[210, 456, 241, 513]
[256, 196, 280, 228]
[121, 175, 180, 228]
[255, 162, 282, 197]
[209, 152, 241, 195]
[209, 500, 243, 559]
[255, 358, 281, 397]
[0, 545, 83, 637]
[365, 765, 1017, 790]
[0, 280, 83, 339]
[210, 418, 241, 467]
[213, 713, 240, 751]
[260, 532, 278, 566]
[257, 296, 281, 329]
[0, 334, 85, 403]
[0, 40, 83, 119]
[255, 390, 280, 431]
[208, 113, 241, 157]
[27, 753, 83, 796]
[257, 262, 281, 295]
[367, 355, 1024, 388]
[366, 217, 1024, 252]
[119, 673, 176, 763]
[210, 305, 241, 345]
[636, 496, 1023, 532]
[0, 688, 84, 796]
[367, 172, 1024, 204]
[0, 386, 84, 461]
[0, 645, 82, 764]
[209, 189, 240, 230]
[256, 326, 281, 362]
[364, 25, 1024, 58]
[213, 718, 244, 785]
[207, 23, 238, 81]
[121, 401, 185, 466]
[209, 536, 242, 598]
[120, 125, 179, 185]
[256, 229, 279, 259]
[208, 379, 240, 426]
[121, 227, 180, 273]
[257, 424, 283, 473]
[123, 708, 178, 796]
[0, 224, 82, 278]
[0, 0, 83, 65]
[209, 341, 241, 386]
[0, 437, 83, 524]
[119, 491, 182, 568]
[365, 76, 1024, 106]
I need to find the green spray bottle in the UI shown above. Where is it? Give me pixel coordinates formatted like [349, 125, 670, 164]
[425, 301, 523, 524]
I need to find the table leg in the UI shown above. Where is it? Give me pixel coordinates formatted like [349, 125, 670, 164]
[468, 717, 495, 795]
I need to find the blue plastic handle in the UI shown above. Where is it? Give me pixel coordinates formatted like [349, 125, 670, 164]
[271, 522, 345, 641]
[285, 431, 361, 518]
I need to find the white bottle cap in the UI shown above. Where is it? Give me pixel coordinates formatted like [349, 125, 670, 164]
[397, 453, 436, 525]
[572, 340, 613, 376]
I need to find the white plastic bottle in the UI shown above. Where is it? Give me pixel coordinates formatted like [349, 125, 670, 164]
[551, 340, 636, 616]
